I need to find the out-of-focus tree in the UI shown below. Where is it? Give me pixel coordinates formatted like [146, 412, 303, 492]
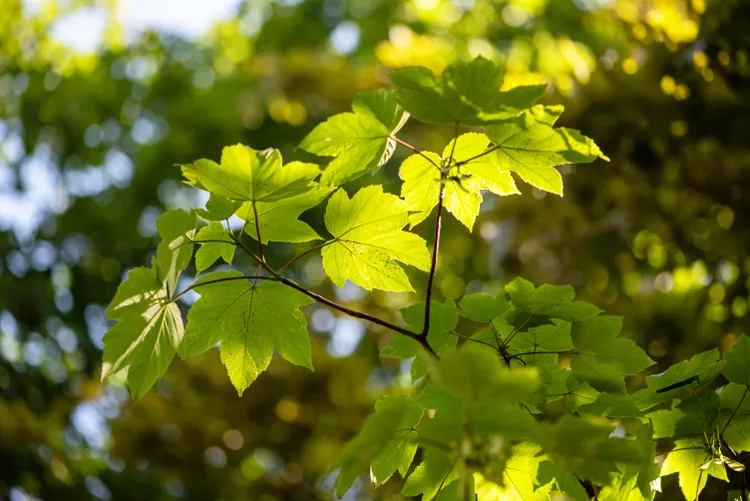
[1, 0, 748, 499]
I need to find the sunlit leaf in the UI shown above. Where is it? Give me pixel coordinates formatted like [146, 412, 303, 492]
[321, 186, 430, 292]
[301, 89, 408, 186]
[181, 145, 319, 203]
[484, 107, 608, 195]
[388, 56, 546, 125]
[179, 271, 313, 395]
[193, 222, 235, 274]
[236, 188, 332, 244]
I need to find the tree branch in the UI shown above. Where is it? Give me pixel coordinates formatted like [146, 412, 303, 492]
[220, 212, 439, 357]
[270, 272, 437, 356]
[421, 185, 445, 337]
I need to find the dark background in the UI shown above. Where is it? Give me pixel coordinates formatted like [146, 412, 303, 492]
[1, 0, 749, 499]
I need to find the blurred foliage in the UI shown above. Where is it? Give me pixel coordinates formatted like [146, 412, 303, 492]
[1, 0, 749, 499]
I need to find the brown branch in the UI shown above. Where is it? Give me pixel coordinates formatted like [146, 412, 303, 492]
[271, 273, 437, 356]
[421, 185, 445, 337]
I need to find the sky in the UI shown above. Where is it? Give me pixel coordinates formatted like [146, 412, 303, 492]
[28, 0, 243, 52]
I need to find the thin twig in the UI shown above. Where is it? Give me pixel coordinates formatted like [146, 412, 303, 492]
[172, 275, 277, 302]
[501, 315, 532, 348]
[421, 185, 445, 337]
[278, 242, 329, 275]
[391, 135, 441, 169]
[450, 331, 498, 350]
[230, 232, 263, 263]
[270, 271, 438, 356]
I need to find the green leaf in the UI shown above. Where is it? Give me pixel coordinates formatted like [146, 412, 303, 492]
[399, 150, 445, 227]
[181, 144, 319, 203]
[718, 383, 750, 451]
[333, 395, 422, 494]
[388, 56, 546, 125]
[647, 391, 719, 439]
[509, 319, 573, 356]
[579, 393, 641, 418]
[155, 209, 196, 295]
[427, 343, 541, 404]
[399, 135, 489, 230]
[505, 278, 602, 321]
[539, 415, 646, 484]
[570, 315, 654, 393]
[474, 443, 551, 501]
[470, 318, 514, 350]
[402, 448, 458, 500]
[633, 349, 725, 411]
[617, 422, 660, 501]
[351, 87, 410, 132]
[662, 439, 715, 501]
[446, 134, 520, 199]
[719, 383, 750, 452]
[102, 265, 183, 399]
[458, 291, 509, 323]
[106, 266, 166, 321]
[537, 461, 589, 501]
[193, 222, 235, 274]
[195, 193, 242, 221]
[563, 379, 601, 412]
[435, 477, 475, 501]
[236, 188, 331, 244]
[472, 401, 539, 439]
[483, 108, 608, 196]
[300, 89, 407, 186]
[381, 299, 459, 381]
[321, 186, 430, 292]
[723, 334, 750, 385]
[179, 271, 313, 395]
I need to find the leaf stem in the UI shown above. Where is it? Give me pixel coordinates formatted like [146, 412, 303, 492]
[450, 330, 498, 350]
[230, 232, 264, 263]
[454, 144, 499, 167]
[721, 385, 749, 437]
[251, 200, 265, 262]
[391, 135, 441, 169]
[421, 185, 444, 337]
[278, 242, 330, 275]
[172, 275, 277, 302]
[501, 315, 532, 348]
